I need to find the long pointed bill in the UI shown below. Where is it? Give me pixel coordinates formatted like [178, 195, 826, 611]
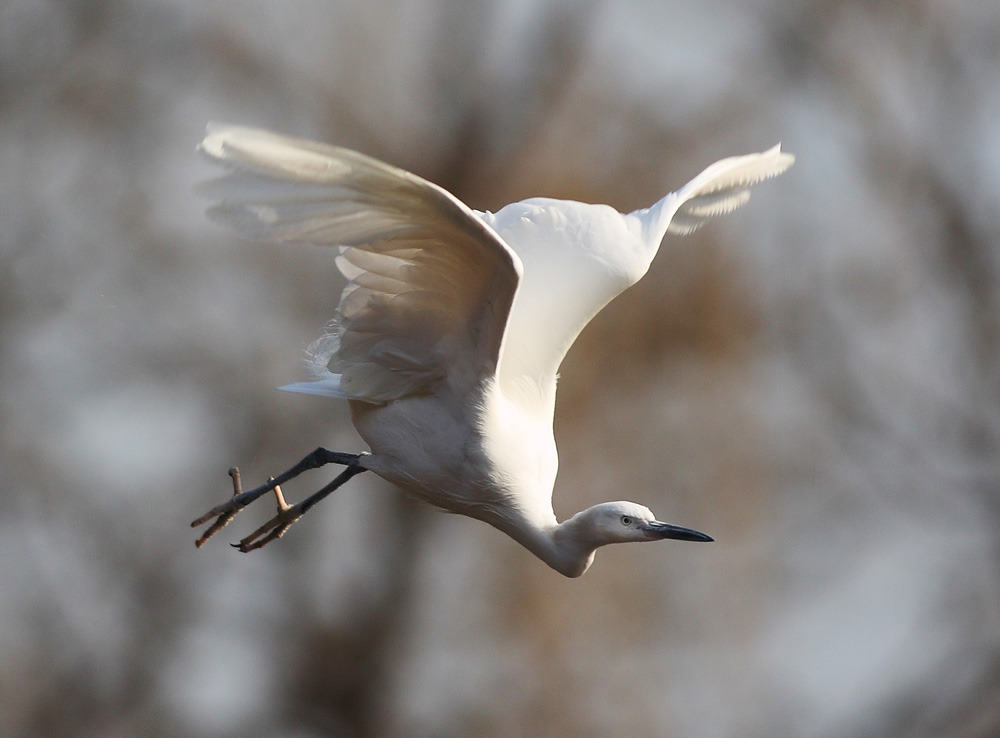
[639, 521, 714, 542]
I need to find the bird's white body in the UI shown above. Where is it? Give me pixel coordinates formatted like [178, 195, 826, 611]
[197, 125, 793, 575]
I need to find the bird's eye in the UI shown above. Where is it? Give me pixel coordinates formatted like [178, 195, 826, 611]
[621, 515, 632, 526]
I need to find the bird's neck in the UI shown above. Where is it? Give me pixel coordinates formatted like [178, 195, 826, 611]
[495, 511, 598, 578]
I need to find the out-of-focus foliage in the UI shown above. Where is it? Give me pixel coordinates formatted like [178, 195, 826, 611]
[1, 1, 998, 737]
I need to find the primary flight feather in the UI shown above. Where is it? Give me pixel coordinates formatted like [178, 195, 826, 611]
[193, 124, 793, 577]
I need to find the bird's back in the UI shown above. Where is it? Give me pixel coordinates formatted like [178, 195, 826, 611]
[478, 198, 655, 402]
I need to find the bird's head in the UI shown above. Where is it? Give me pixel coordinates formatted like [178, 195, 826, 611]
[544, 501, 713, 577]
[582, 501, 713, 546]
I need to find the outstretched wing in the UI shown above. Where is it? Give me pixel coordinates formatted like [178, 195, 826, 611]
[489, 145, 794, 395]
[198, 124, 523, 403]
[641, 144, 795, 238]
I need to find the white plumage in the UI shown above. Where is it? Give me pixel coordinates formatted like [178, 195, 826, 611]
[193, 125, 793, 577]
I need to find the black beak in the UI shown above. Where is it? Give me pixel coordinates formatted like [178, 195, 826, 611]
[639, 521, 713, 542]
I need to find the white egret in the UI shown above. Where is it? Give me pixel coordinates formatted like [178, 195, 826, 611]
[192, 125, 793, 577]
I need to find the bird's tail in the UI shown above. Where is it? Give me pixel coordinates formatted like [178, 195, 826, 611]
[279, 332, 350, 399]
[279, 378, 349, 398]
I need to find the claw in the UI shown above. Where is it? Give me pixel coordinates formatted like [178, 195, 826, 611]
[232, 480, 302, 552]
[233, 503, 304, 552]
[193, 467, 250, 547]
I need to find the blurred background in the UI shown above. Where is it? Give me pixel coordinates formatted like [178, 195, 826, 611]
[2, 0, 999, 736]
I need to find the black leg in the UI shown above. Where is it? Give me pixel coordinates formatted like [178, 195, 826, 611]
[191, 448, 369, 548]
[232, 464, 368, 552]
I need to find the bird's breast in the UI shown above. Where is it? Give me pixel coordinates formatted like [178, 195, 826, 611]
[348, 383, 558, 528]
[476, 384, 559, 527]
[347, 393, 514, 516]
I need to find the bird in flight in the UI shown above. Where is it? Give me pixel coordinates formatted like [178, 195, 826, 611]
[191, 125, 793, 577]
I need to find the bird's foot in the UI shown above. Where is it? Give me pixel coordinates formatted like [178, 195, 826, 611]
[192, 467, 265, 547]
[231, 482, 303, 552]
[191, 449, 369, 549]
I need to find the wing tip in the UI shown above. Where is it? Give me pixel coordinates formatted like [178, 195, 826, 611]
[198, 121, 241, 160]
[660, 141, 795, 237]
[764, 143, 796, 178]
[199, 124, 355, 182]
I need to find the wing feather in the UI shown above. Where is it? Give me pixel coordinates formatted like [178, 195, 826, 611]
[665, 144, 795, 236]
[199, 124, 523, 403]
